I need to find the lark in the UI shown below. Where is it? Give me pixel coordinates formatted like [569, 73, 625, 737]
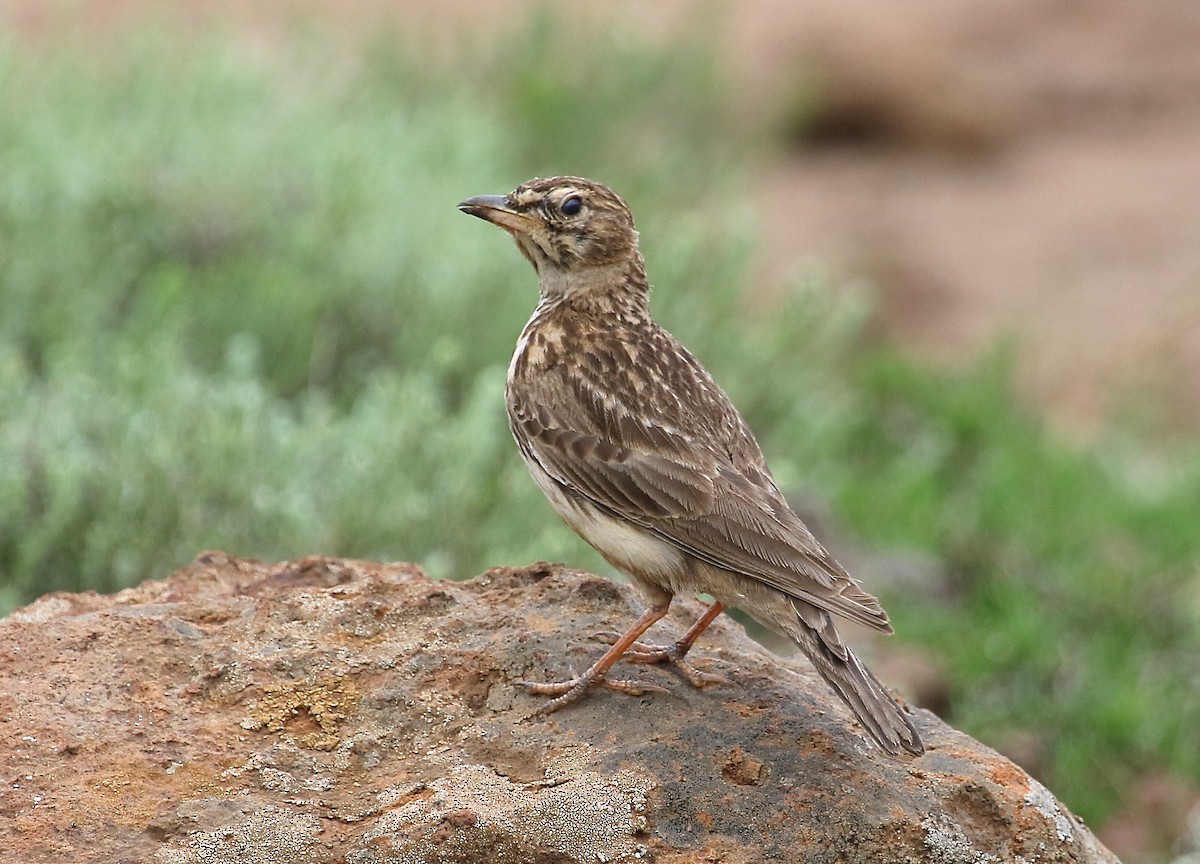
[459, 177, 923, 755]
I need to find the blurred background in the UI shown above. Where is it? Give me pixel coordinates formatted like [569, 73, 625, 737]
[2, 1, 1198, 859]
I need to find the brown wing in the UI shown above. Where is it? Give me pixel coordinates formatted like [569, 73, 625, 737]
[508, 320, 892, 633]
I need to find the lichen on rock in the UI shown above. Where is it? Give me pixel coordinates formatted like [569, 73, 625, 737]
[0, 553, 1120, 863]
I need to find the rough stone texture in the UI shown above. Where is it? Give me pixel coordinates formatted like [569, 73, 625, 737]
[0, 553, 1119, 863]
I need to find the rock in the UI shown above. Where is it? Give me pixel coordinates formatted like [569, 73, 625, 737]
[0, 553, 1119, 863]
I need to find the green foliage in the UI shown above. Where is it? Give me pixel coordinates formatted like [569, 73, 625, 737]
[1, 11, 1198, 836]
[0, 15, 749, 603]
[814, 350, 1200, 817]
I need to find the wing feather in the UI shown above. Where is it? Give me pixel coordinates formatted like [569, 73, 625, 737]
[508, 325, 892, 633]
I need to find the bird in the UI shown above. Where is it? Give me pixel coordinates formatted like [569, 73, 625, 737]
[458, 176, 924, 756]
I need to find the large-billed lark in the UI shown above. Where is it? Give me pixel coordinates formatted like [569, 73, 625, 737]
[459, 176, 923, 756]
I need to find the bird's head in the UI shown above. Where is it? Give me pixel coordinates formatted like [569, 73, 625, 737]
[458, 176, 640, 278]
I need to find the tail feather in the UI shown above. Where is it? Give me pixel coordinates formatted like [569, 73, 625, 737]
[792, 617, 924, 756]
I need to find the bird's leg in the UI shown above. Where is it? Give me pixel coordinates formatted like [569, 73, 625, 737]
[520, 602, 673, 716]
[593, 601, 729, 688]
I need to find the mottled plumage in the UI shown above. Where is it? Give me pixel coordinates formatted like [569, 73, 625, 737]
[459, 176, 923, 756]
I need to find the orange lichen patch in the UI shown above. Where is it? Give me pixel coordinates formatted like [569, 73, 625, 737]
[0, 555, 1118, 861]
[987, 761, 1033, 793]
[517, 612, 563, 636]
[15, 754, 230, 844]
[728, 701, 770, 719]
[720, 747, 767, 787]
[242, 675, 359, 750]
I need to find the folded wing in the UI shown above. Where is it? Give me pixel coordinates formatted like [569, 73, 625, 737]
[508, 343, 893, 633]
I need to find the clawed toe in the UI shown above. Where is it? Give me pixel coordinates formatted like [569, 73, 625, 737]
[518, 678, 580, 698]
[595, 677, 671, 697]
[519, 673, 668, 716]
[673, 661, 729, 689]
[587, 631, 726, 689]
[521, 604, 728, 717]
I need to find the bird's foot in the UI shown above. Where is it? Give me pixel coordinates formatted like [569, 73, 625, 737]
[591, 631, 729, 689]
[519, 665, 669, 716]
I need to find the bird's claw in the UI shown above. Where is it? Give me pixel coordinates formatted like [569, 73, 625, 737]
[588, 632, 729, 689]
[519, 673, 669, 716]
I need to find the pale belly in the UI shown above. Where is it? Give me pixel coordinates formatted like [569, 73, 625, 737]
[517, 446, 806, 640]
[520, 451, 684, 591]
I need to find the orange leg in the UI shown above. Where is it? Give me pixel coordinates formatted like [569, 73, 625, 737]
[520, 602, 675, 715]
[593, 601, 729, 688]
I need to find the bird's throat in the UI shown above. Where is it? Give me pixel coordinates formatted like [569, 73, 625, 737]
[513, 234, 541, 273]
[534, 254, 650, 312]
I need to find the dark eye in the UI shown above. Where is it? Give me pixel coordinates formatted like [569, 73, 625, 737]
[560, 196, 583, 217]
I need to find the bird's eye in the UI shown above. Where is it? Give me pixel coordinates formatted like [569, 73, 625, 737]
[560, 196, 583, 217]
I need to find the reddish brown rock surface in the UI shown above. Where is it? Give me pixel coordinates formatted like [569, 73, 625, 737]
[0, 554, 1119, 862]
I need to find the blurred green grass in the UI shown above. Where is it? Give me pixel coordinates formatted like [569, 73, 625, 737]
[1, 10, 1198, 837]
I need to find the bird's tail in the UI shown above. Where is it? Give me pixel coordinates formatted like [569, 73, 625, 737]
[790, 606, 924, 756]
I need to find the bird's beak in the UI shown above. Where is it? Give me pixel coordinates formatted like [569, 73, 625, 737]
[457, 194, 538, 235]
